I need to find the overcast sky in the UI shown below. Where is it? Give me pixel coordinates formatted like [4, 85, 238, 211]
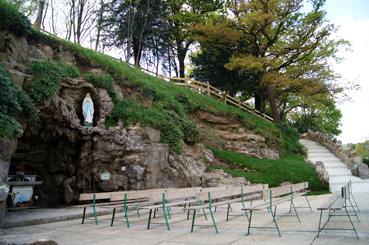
[324, 0, 369, 143]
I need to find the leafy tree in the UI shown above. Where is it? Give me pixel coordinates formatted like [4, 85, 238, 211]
[191, 16, 260, 99]
[102, 0, 164, 67]
[165, 0, 223, 77]
[9, 0, 38, 17]
[289, 95, 342, 136]
[198, 0, 346, 122]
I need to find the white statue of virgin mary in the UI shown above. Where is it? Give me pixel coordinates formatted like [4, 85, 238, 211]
[82, 93, 94, 127]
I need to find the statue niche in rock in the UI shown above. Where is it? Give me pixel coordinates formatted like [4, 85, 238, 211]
[82, 93, 94, 127]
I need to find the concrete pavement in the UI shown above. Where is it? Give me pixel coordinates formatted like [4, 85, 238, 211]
[0, 193, 368, 245]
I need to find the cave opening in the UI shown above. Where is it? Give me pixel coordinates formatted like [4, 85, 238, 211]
[9, 121, 86, 206]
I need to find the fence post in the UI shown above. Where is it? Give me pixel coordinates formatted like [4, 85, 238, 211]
[237, 99, 241, 109]
[223, 91, 227, 103]
[207, 82, 211, 96]
[185, 77, 189, 86]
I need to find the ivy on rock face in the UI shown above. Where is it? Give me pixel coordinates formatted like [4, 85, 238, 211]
[25, 60, 80, 103]
[0, 63, 38, 138]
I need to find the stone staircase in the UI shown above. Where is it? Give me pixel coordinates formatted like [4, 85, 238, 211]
[300, 139, 369, 193]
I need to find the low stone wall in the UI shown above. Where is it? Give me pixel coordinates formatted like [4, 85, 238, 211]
[302, 131, 369, 179]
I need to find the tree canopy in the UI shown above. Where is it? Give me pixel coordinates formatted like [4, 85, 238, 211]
[192, 0, 346, 127]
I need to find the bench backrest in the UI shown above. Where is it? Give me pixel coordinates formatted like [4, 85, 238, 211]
[263, 182, 309, 201]
[196, 184, 267, 203]
[110, 188, 168, 202]
[164, 189, 198, 201]
[79, 192, 114, 202]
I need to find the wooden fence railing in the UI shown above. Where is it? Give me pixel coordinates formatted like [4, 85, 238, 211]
[39, 29, 274, 122]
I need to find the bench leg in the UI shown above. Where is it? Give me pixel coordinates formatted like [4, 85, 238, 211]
[289, 198, 293, 213]
[191, 210, 196, 233]
[271, 206, 281, 237]
[345, 207, 359, 239]
[202, 208, 208, 221]
[93, 204, 99, 225]
[226, 204, 231, 221]
[153, 208, 157, 219]
[162, 206, 170, 230]
[347, 198, 360, 222]
[317, 210, 323, 238]
[246, 210, 253, 236]
[350, 192, 360, 212]
[82, 207, 86, 224]
[135, 204, 140, 218]
[110, 208, 116, 226]
[124, 206, 131, 228]
[167, 206, 172, 219]
[209, 206, 219, 234]
[147, 209, 153, 230]
[305, 195, 313, 213]
[244, 209, 250, 222]
[291, 199, 301, 223]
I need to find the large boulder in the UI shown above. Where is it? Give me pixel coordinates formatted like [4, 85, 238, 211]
[201, 169, 247, 187]
[314, 161, 329, 187]
[357, 163, 369, 179]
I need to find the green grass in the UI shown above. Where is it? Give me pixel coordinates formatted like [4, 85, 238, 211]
[208, 147, 328, 192]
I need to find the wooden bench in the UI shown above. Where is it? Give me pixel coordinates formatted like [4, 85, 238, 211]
[242, 182, 311, 236]
[184, 184, 267, 234]
[316, 180, 360, 239]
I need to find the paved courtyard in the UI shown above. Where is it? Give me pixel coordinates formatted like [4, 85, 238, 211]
[1, 193, 368, 245]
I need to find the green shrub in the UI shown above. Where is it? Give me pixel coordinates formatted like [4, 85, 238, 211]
[61, 63, 80, 78]
[0, 63, 38, 137]
[26, 60, 63, 103]
[0, 0, 32, 37]
[26, 60, 80, 103]
[83, 73, 116, 101]
[276, 122, 304, 155]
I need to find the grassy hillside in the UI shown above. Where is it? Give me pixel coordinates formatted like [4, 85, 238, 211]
[208, 147, 328, 193]
[0, 0, 294, 154]
[0, 1, 326, 192]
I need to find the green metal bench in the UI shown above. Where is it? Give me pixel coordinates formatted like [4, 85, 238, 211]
[79, 188, 169, 225]
[317, 180, 360, 239]
[184, 184, 267, 234]
[242, 182, 311, 236]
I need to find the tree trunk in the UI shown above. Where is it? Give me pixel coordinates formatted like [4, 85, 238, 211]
[254, 92, 265, 113]
[177, 47, 186, 78]
[266, 85, 281, 123]
[95, 0, 104, 51]
[34, 0, 46, 30]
